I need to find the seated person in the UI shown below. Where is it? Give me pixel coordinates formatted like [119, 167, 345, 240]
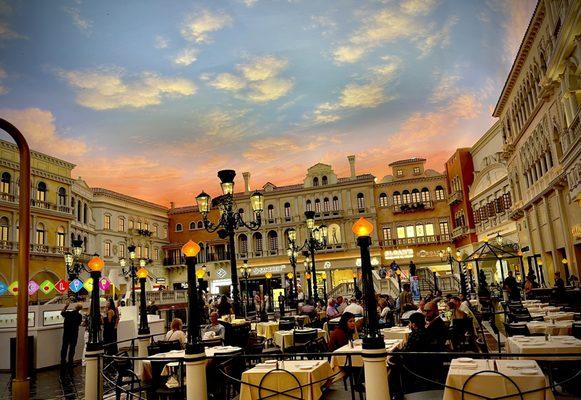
[300, 300, 316, 317]
[402, 312, 429, 352]
[424, 301, 448, 351]
[328, 312, 356, 351]
[401, 304, 420, 321]
[343, 298, 364, 316]
[165, 318, 186, 348]
[448, 300, 467, 323]
[326, 299, 339, 318]
[202, 312, 226, 340]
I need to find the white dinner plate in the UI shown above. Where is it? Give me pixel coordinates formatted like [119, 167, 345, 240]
[456, 358, 474, 363]
[519, 369, 538, 375]
[298, 365, 312, 370]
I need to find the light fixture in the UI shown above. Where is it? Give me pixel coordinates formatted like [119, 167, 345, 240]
[538, 258, 543, 266]
[467, 263, 473, 270]
[136, 267, 148, 279]
[287, 272, 293, 279]
[64, 252, 73, 266]
[218, 169, 236, 195]
[139, 259, 146, 267]
[72, 238, 84, 257]
[195, 191, 211, 214]
[305, 211, 315, 229]
[250, 191, 264, 213]
[119, 258, 126, 268]
[517, 251, 523, 257]
[182, 240, 201, 257]
[87, 255, 104, 272]
[352, 272, 357, 278]
[322, 275, 326, 281]
[483, 235, 489, 243]
[446, 246, 452, 253]
[352, 217, 374, 237]
[496, 234, 503, 246]
[287, 228, 297, 241]
[562, 258, 568, 265]
[305, 272, 311, 280]
[395, 269, 401, 276]
[128, 244, 136, 260]
[195, 268, 206, 279]
[313, 228, 321, 241]
[265, 272, 272, 279]
[319, 224, 328, 238]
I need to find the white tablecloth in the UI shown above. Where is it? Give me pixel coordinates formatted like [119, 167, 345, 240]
[256, 322, 279, 339]
[506, 336, 581, 359]
[543, 312, 575, 321]
[274, 329, 327, 351]
[381, 327, 411, 344]
[526, 320, 573, 336]
[444, 359, 554, 400]
[330, 338, 402, 368]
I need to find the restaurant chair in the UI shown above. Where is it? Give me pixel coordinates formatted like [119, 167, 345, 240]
[156, 340, 182, 353]
[327, 320, 339, 332]
[147, 342, 162, 356]
[112, 351, 142, 400]
[203, 338, 223, 348]
[292, 329, 318, 352]
[503, 322, 530, 337]
[218, 320, 233, 345]
[572, 322, 581, 339]
[403, 390, 445, 400]
[304, 336, 328, 359]
[278, 319, 295, 331]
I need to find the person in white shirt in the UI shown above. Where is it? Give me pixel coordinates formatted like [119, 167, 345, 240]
[343, 299, 364, 316]
[165, 318, 186, 348]
[202, 312, 226, 340]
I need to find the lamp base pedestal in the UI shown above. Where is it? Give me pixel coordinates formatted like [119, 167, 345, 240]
[84, 349, 103, 400]
[362, 347, 389, 400]
[136, 335, 150, 378]
[185, 352, 207, 400]
[11, 378, 30, 399]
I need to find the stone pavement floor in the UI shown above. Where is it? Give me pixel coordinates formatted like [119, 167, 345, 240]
[0, 365, 85, 399]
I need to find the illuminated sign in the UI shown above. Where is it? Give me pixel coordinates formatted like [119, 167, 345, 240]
[83, 278, 94, 292]
[0, 282, 7, 296]
[324, 261, 332, 269]
[216, 268, 227, 279]
[99, 277, 111, 291]
[8, 281, 18, 295]
[384, 249, 414, 260]
[28, 280, 39, 296]
[251, 265, 286, 275]
[55, 279, 69, 294]
[70, 279, 83, 293]
[40, 280, 55, 294]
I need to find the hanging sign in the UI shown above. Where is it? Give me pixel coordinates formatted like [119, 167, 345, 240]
[40, 280, 55, 294]
[83, 278, 94, 292]
[8, 281, 18, 295]
[55, 279, 69, 294]
[28, 280, 40, 296]
[98, 277, 111, 291]
[410, 275, 421, 301]
[70, 278, 83, 293]
[0, 282, 7, 296]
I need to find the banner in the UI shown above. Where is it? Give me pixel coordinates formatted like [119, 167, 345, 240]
[410, 275, 421, 302]
[0, 277, 114, 296]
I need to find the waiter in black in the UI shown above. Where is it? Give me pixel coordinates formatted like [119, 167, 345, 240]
[60, 300, 83, 368]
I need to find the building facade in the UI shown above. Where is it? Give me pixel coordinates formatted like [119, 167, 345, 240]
[374, 158, 454, 277]
[445, 149, 478, 254]
[0, 139, 75, 305]
[493, 0, 581, 284]
[165, 156, 381, 298]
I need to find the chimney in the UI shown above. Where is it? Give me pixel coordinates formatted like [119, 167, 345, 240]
[170, 202, 175, 209]
[243, 172, 251, 194]
[348, 155, 356, 179]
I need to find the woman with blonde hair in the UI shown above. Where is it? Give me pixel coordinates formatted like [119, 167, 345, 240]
[165, 318, 186, 348]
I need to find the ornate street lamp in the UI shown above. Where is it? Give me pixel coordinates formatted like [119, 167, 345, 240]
[285, 212, 327, 303]
[322, 275, 328, 304]
[196, 170, 264, 316]
[181, 240, 203, 355]
[352, 271, 358, 292]
[120, 244, 138, 306]
[286, 272, 294, 303]
[352, 217, 383, 349]
[286, 229, 300, 302]
[86, 255, 105, 351]
[136, 266, 150, 335]
[64, 239, 88, 299]
[265, 272, 274, 312]
[303, 257, 313, 300]
[240, 261, 252, 316]
[466, 263, 475, 294]
[395, 268, 402, 292]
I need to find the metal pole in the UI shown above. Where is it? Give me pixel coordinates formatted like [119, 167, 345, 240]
[185, 256, 203, 353]
[138, 277, 150, 335]
[310, 244, 319, 302]
[357, 235, 382, 343]
[131, 262, 136, 306]
[2, 119, 31, 399]
[519, 256, 526, 288]
[227, 229, 241, 316]
[322, 279, 328, 303]
[87, 270, 103, 350]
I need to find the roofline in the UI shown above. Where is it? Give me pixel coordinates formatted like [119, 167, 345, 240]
[92, 187, 169, 211]
[388, 158, 427, 167]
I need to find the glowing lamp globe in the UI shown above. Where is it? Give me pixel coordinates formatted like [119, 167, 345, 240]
[265, 272, 273, 279]
[396, 269, 402, 276]
[136, 267, 148, 279]
[352, 217, 374, 237]
[87, 255, 105, 272]
[538, 259, 543, 266]
[195, 191, 211, 214]
[483, 235, 489, 243]
[305, 272, 311, 280]
[196, 268, 206, 279]
[352, 272, 357, 278]
[287, 228, 297, 241]
[562, 258, 568, 265]
[182, 240, 201, 257]
[287, 272, 293, 279]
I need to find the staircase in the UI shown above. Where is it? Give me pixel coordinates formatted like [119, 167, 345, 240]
[416, 268, 460, 296]
[372, 270, 400, 299]
[328, 281, 355, 298]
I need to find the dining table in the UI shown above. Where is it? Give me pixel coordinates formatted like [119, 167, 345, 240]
[274, 328, 327, 351]
[381, 326, 411, 344]
[505, 335, 581, 360]
[526, 320, 573, 336]
[330, 338, 403, 368]
[542, 311, 575, 321]
[256, 321, 279, 339]
[239, 359, 334, 400]
[443, 358, 554, 400]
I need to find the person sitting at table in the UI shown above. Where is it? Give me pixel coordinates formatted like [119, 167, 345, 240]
[424, 301, 447, 351]
[344, 298, 364, 316]
[335, 296, 347, 314]
[553, 272, 567, 302]
[328, 312, 356, 351]
[327, 299, 339, 318]
[378, 298, 391, 324]
[402, 312, 429, 352]
[299, 299, 316, 316]
[165, 318, 186, 348]
[447, 300, 467, 322]
[202, 312, 226, 340]
[217, 295, 233, 317]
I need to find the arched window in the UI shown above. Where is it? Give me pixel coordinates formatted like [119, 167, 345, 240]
[421, 188, 430, 202]
[356, 193, 365, 209]
[253, 232, 263, 253]
[267, 230, 278, 252]
[322, 176, 328, 185]
[323, 197, 330, 212]
[175, 223, 183, 232]
[435, 186, 445, 201]
[1, 172, 10, 193]
[402, 190, 411, 204]
[332, 196, 339, 210]
[144, 245, 150, 259]
[411, 189, 420, 203]
[313, 177, 319, 187]
[71, 196, 75, 208]
[83, 203, 88, 224]
[56, 226, 65, 247]
[238, 234, 248, 255]
[189, 221, 197, 230]
[267, 204, 275, 220]
[36, 181, 47, 202]
[118, 217, 125, 232]
[70, 232, 75, 243]
[379, 193, 388, 207]
[314, 198, 321, 212]
[393, 191, 401, 205]
[197, 221, 204, 229]
[58, 187, 66, 206]
[36, 222, 45, 244]
[306, 200, 312, 212]
[119, 242, 126, 259]
[0, 216, 9, 241]
[284, 202, 291, 219]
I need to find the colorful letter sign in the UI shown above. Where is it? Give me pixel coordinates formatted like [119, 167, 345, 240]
[0, 282, 7, 296]
[98, 277, 111, 291]
[83, 278, 93, 292]
[40, 280, 55, 294]
[28, 280, 40, 296]
[55, 279, 69, 294]
[8, 281, 18, 295]
[70, 278, 83, 293]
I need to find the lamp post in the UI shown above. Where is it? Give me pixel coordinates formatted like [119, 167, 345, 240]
[305, 270, 312, 300]
[120, 244, 138, 306]
[195, 170, 264, 317]
[467, 263, 475, 294]
[265, 272, 273, 312]
[64, 239, 87, 299]
[240, 261, 252, 316]
[322, 275, 328, 304]
[136, 266, 150, 335]
[286, 229, 300, 301]
[85, 255, 105, 400]
[286, 272, 294, 304]
[303, 256, 313, 300]
[353, 271, 358, 292]
[562, 258, 570, 280]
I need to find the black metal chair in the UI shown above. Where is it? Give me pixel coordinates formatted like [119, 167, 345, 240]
[156, 340, 182, 353]
[504, 322, 530, 337]
[278, 319, 295, 331]
[202, 337, 223, 348]
[291, 329, 318, 352]
[572, 322, 581, 339]
[111, 352, 142, 400]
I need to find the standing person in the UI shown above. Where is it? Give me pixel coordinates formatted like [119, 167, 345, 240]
[409, 261, 417, 277]
[103, 298, 119, 355]
[60, 300, 83, 368]
[503, 271, 520, 301]
[399, 283, 415, 312]
[217, 295, 233, 317]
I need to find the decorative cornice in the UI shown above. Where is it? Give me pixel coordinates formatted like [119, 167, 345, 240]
[0, 139, 76, 170]
[92, 187, 169, 212]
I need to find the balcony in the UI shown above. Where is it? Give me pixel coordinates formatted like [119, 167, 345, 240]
[129, 228, 153, 237]
[0, 241, 70, 255]
[393, 201, 434, 214]
[451, 225, 470, 240]
[314, 210, 344, 220]
[31, 199, 71, 214]
[448, 191, 463, 205]
[379, 234, 451, 248]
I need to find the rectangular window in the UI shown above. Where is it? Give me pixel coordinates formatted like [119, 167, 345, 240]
[154, 248, 159, 261]
[129, 219, 134, 229]
[267, 207, 274, 219]
[104, 215, 111, 230]
[397, 170, 403, 177]
[503, 192, 512, 209]
[382, 227, 391, 241]
[137, 221, 142, 230]
[0, 226, 8, 241]
[119, 243, 126, 259]
[439, 221, 449, 235]
[416, 224, 424, 237]
[396, 226, 406, 238]
[57, 233, 65, 247]
[118, 218, 125, 232]
[144, 246, 149, 259]
[405, 226, 415, 238]
[152, 225, 158, 237]
[36, 230, 44, 244]
[137, 246, 142, 258]
[104, 242, 111, 257]
[144, 223, 149, 231]
[425, 223, 434, 236]
[413, 167, 420, 174]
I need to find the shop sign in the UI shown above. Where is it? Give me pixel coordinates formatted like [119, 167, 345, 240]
[216, 268, 228, 279]
[251, 265, 286, 275]
[28, 280, 39, 295]
[384, 249, 414, 260]
[0, 282, 7, 295]
[324, 261, 332, 269]
[40, 280, 55, 294]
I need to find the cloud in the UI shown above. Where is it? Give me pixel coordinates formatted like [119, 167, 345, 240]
[243, 134, 342, 163]
[493, 0, 537, 65]
[0, 21, 24, 40]
[0, 66, 7, 95]
[0, 108, 88, 157]
[57, 66, 197, 110]
[154, 35, 169, 49]
[200, 108, 253, 140]
[313, 56, 400, 123]
[430, 73, 461, 103]
[173, 48, 198, 66]
[206, 55, 294, 103]
[181, 9, 232, 43]
[332, 4, 456, 64]
[307, 15, 337, 36]
[242, 0, 258, 7]
[63, 6, 92, 34]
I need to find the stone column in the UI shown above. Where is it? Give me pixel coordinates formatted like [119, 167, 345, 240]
[543, 198, 560, 280]
[136, 336, 150, 378]
[362, 348, 390, 400]
[84, 349, 103, 400]
[185, 352, 207, 400]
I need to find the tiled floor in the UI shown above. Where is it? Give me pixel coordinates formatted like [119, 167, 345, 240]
[0, 366, 85, 400]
